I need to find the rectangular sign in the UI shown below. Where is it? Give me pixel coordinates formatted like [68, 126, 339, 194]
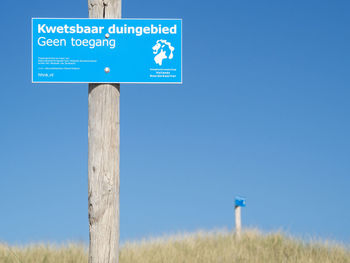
[32, 18, 182, 83]
[235, 197, 246, 207]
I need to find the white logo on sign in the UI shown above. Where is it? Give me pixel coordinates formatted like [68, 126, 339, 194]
[152, 40, 174, 66]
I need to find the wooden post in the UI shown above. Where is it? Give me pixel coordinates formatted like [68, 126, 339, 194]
[88, 1, 121, 263]
[235, 205, 241, 238]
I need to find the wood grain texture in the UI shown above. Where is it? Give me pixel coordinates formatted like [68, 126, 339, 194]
[88, 1, 121, 262]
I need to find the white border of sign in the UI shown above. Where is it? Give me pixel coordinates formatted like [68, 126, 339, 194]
[31, 18, 183, 84]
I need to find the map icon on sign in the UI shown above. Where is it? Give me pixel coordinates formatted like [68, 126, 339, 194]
[152, 39, 175, 66]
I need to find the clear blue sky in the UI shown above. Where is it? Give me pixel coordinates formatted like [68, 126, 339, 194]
[0, 0, 349, 244]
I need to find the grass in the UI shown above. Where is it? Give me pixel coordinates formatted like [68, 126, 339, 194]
[1, 230, 349, 263]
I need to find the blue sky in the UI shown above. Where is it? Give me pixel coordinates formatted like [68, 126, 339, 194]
[0, 0, 349, 244]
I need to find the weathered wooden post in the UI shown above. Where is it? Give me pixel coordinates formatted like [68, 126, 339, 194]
[32, 5, 181, 263]
[235, 196, 246, 239]
[235, 205, 241, 238]
[88, 0, 121, 262]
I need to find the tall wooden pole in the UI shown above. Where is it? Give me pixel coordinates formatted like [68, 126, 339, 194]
[88, 1, 121, 262]
[235, 205, 241, 238]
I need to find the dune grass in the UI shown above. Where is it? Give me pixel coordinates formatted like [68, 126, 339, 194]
[0, 243, 86, 263]
[1, 230, 349, 263]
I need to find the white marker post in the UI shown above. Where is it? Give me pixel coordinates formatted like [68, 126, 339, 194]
[235, 196, 246, 238]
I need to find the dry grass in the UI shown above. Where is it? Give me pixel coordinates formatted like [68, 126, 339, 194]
[0, 243, 86, 263]
[1, 230, 349, 263]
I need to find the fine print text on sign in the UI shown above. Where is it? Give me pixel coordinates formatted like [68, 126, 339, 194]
[32, 18, 182, 83]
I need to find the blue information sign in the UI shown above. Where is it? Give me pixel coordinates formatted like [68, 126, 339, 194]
[235, 197, 246, 207]
[32, 18, 182, 83]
